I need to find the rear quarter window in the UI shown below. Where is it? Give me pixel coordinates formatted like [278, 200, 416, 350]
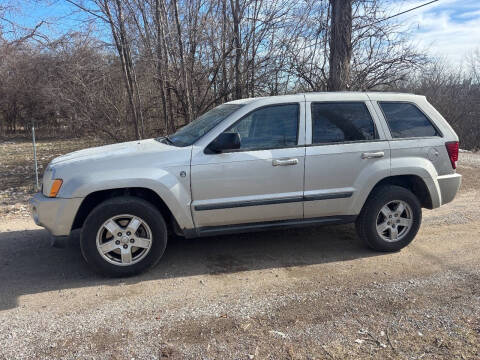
[379, 102, 440, 138]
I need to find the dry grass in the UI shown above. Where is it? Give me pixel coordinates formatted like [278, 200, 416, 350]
[0, 138, 108, 202]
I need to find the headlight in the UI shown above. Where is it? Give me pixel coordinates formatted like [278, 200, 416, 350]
[42, 164, 55, 196]
[44, 164, 54, 178]
[48, 179, 63, 197]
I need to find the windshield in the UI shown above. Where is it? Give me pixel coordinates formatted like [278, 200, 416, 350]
[164, 104, 244, 146]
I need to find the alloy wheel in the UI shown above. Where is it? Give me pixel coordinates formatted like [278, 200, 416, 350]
[96, 214, 153, 266]
[375, 200, 413, 242]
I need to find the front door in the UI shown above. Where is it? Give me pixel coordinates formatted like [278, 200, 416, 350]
[191, 101, 306, 229]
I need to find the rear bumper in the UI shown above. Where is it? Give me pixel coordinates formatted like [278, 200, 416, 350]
[29, 193, 83, 236]
[437, 173, 462, 206]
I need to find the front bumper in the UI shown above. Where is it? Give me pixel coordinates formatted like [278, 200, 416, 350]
[437, 173, 462, 206]
[29, 193, 83, 236]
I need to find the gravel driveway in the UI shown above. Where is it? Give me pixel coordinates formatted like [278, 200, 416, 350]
[0, 145, 479, 360]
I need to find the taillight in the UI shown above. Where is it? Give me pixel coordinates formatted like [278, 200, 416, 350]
[445, 141, 459, 169]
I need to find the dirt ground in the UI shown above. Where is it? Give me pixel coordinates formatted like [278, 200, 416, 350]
[0, 139, 479, 360]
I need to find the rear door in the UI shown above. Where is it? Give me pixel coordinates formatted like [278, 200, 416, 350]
[303, 94, 391, 219]
[372, 99, 452, 177]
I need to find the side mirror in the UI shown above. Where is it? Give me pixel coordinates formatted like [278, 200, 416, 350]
[207, 132, 241, 153]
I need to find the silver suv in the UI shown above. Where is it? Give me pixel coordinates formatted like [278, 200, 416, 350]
[30, 92, 461, 276]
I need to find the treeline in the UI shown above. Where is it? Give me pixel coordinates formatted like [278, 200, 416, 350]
[0, 0, 479, 149]
[402, 58, 480, 151]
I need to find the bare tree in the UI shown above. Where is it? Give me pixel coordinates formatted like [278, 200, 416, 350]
[468, 48, 480, 84]
[5, 0, 477, 150]
[65, 0, 145, 139]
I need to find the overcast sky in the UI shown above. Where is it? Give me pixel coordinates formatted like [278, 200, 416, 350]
[392, 0, 480, 66]
[5, 0, 480, 67]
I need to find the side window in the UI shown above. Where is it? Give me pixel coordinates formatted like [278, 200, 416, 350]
[311, 102, 377, 144]
[379, 102, 439, 138]
[225, 104, 299, 150]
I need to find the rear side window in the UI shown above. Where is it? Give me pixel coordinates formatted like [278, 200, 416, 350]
[311, 102, 377, 144]
[379, 102, 439, 138]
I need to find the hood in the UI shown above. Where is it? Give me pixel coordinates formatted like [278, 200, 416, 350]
[43, 138, 192, 198]
[51, 139, 169, 165]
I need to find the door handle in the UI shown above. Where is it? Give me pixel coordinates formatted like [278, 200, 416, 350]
[361, 151, 384, 159]
[272, 158, 298, 166]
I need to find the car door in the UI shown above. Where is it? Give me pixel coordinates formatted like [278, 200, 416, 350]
[372, 98, 452, 177]
[190, 98, 306, 230]
[304, 94, 391, 219]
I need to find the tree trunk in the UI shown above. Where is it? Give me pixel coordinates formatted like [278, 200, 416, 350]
[230, 0, 242, 99]
[104, 0, 142, 139]
[154, 0, 171, 134]
[221, 0, 229, 103]
[173, 0, 194, 123]
[327, 0, 353, 91]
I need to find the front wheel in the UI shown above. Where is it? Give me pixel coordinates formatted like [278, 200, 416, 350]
[80, 196, 167, 277]
[356, 185, 422, 252]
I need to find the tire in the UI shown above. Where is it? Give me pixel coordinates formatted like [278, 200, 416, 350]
[80, 196, 167, 277]
[356, 185, 422, 252]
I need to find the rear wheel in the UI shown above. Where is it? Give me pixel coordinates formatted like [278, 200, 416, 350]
[80, 196, 167, 277]
[356, 185, 422, 252]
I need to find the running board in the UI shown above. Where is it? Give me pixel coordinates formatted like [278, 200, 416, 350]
[182, 215, 356, 238]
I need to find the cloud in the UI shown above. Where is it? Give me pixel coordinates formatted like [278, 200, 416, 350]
[390, 0, 480, 66]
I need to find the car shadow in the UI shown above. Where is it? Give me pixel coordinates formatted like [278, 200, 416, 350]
[0, 224, 380, 311]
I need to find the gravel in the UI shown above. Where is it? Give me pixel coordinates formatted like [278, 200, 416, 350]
[0, 144, 479, 359]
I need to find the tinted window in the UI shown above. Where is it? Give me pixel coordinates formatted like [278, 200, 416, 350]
[311, 102, 377, 144]
[379, 102, 439, 138]
[224, 104, 299, 150]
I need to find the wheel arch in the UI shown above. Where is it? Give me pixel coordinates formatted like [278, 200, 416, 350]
[71, 187, 182, 235]
[367, 175, 434, 209]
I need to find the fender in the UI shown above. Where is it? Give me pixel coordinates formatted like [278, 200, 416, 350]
[59, 167, 194, 231]
[390, 156, 441, 208]
[46, 140, 196, 231]
[349, 156, 441, 214]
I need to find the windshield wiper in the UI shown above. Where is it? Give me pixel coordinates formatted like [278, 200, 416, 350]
[162, 136, 175, 146]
